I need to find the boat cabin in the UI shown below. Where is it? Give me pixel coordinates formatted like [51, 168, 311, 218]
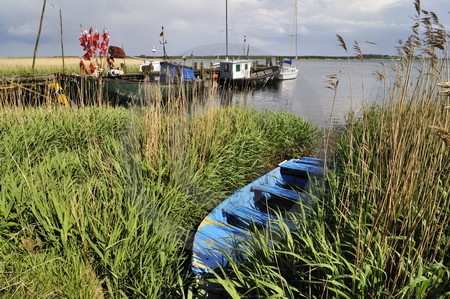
[219, 60, 253, 80]
[139, 60, 161, 72]
[160, 62, 197, 84]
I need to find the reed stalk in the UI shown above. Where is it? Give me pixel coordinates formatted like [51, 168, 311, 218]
[0, 77, 319, 298]
[208, 2, 450, 298]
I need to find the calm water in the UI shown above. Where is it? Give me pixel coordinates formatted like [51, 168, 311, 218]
[216, 59, 398, 126]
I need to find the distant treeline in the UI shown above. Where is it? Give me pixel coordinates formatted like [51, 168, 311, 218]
[135, 54, 398, 60]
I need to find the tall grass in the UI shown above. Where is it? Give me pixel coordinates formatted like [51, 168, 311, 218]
[208, 2, 450, 298]
[330, 5, 450, 295]
[0, 86, 320, 298]
[0, 57, 143, 76]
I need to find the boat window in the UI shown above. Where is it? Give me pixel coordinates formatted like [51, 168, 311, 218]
[224, 64, 230, 72]
[245, 64, 248, 70]
[236, 64, 241, 72]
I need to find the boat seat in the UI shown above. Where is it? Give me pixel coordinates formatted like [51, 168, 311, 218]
[251, 184, 301, 201]
[224, 204, 295, 230]
[280, 160, 324, 179]
[224, 205, 272, 228]
[251, 184, 313, 212]
[298, 157, 324, 166]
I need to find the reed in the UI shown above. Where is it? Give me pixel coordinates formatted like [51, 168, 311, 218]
[0, 56, 143, 76]
[208, 2, 450, 298]
[331, 6, 450, 294]
[0, 80, 320, 298]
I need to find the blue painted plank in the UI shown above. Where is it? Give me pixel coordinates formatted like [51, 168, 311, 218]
[251, 184, 300, 201]
[280, 160, 324, 179]
[192, 218, 249, 275]
[224, 204, 276, 228]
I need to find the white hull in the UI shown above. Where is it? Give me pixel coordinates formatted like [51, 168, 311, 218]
[276, 66, 298, 80]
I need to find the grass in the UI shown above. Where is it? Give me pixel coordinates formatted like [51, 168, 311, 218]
[0, 56, 144, 76]
[1, 2, 449, 297]
[203, 2, 450, 298]
[0, 98, 320, 297]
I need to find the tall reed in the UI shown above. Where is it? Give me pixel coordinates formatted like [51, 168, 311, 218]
[208, 2, 449, 298]
[0, 57, 143, 76]
[0, 81, 320, 298]
[331, 4, 450, 295]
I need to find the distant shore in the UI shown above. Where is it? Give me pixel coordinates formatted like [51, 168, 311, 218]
[0, 54, 399, 60]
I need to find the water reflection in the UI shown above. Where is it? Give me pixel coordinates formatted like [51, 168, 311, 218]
[214, 59, 397, 127]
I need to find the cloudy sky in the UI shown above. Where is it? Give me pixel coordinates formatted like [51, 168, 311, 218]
[0, 0, 449, 58]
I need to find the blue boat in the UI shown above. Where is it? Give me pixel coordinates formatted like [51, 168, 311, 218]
[191, 157, 325, 277]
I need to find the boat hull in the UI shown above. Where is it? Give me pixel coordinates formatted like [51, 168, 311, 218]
[0, 75, 69, 106]
[103, 77, 204, 105]
[191, 157, 325, 276]
[218, 65, 281, 88]
[276, 66, 298, 80]
[60, 74, 204, 106]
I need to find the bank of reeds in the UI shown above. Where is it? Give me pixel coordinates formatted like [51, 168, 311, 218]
[209, 2, 450, 298]
[0, 87, 320, 298]
[0, 57, 143, 76]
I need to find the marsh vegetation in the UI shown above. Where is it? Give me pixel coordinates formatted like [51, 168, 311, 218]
[1, 1, 449, 298]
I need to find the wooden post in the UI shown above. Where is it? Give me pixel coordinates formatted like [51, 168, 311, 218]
[32, 0, 47, 71]
[200, 62, 204, 80]
[59, 9, 65, 73]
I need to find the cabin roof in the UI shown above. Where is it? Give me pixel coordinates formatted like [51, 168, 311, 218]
[220, 59, 253, 65]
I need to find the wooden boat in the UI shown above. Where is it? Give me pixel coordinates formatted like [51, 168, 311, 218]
[218, 60, 280, 88]
[103, 61, 204, 104]
[61, 61, 204, 106]
[438, 81, 450, 96]
[191, 157, 325, 277]
[0, 74, 69, 106]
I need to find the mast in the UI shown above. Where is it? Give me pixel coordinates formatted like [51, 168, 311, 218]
[291, 0, 298, 59]
[160, 26, 167, 59]
[225, 0, 228, 59]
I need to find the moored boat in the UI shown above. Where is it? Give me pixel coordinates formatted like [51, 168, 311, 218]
[276, 0, 299, 81]
[62, 61, 204, 105]
[276, 59, 299, 80]
[0, 74, 69, 106]
[218, 59, 280, 88]
[191, 157, 325, 279]
[217, 0, 280, 88]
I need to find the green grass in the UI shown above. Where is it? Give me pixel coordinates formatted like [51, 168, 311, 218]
[2, 2, 448, 297]
[0, 104, 320, 298]
[203, 3, 450, 298]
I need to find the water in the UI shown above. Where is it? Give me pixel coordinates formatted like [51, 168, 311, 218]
[216, 59, 398, 127]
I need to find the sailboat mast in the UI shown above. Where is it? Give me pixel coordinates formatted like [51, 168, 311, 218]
[226, 0, 229, 59]
[295, 0, 298, 58]
[291, 0, 298, 59]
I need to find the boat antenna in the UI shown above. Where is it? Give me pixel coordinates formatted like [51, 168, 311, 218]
[160, 26, 167, 60]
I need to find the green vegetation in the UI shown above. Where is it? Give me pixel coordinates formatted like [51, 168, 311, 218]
[0, 57, 143, 77]
[211, 93, 449, 298]
[1, 1, 449, 298]
[203, 3, 450, 298]
[0, 103, 319, 297]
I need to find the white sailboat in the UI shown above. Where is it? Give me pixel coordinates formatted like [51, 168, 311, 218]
[276, 0, 299, 80]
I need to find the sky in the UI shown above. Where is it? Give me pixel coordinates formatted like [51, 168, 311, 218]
[0, 0, 449, 58]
